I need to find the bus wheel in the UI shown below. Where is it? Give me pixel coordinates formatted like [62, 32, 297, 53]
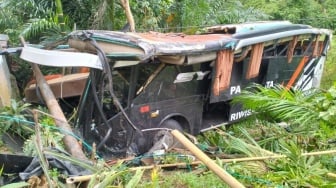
[152, 119, 184, 150]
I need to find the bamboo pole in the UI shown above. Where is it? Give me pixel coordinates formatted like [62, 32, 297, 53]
[20, 37, 88, 160]
[129, 149, 336, 172]
[67, 174, 97, 184]
[31, 59, 87, 160]
[171, 130, 245, 188]
[66, 149, 336, 184]
[327, 172, 336, 178]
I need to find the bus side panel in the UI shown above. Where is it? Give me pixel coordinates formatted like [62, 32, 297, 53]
[209, 59, 244, 103]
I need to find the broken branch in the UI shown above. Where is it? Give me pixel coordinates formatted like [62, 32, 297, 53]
[120, 0, 135, 32]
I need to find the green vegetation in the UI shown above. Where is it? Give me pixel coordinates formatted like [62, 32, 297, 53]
[321, 38, 336, 89]
[1, 0, 335, 45]
[3, 79, 336, 186]
[0, 100, 34, 138]
[2, 0, 336, 93]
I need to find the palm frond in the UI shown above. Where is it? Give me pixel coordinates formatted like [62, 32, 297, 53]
[216, 128, 273, 157]
[21, 18, 60, 41]
[232, 84, 321, 126]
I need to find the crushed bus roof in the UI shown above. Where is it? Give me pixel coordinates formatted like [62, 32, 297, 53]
[67, 21, 331, 64]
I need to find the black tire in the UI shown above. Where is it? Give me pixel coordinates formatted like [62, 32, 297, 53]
[152, 119, 184, 149]
[161, 119, 183, 132]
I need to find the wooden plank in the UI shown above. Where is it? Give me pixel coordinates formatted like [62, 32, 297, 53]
[24, 73, 89, 103]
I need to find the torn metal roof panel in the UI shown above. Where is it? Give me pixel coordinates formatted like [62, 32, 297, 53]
[67, 21, 332, 63]
[68, 30, 236, 61]
[206, 21, 293, 34]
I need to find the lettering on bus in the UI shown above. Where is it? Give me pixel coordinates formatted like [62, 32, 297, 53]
[230, 85, 241, 95]
[174, 71, 210, 83]
[265, 81, 274, 88]
[229, 109, 252, 121]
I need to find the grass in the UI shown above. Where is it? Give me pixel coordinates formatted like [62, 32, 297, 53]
[321, 38, 336, 89]
[136, 170, 227, 188]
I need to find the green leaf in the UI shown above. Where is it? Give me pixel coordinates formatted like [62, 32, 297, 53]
[125, 169, 145, 188]
[1, 182, 30, 188]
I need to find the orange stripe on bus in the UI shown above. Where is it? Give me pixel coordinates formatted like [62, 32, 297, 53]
[285, 56, 309, 90]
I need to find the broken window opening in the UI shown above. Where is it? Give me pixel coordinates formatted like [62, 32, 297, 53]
[234, 46, 251, 63]
[312, 35, 321, 57]
[263, 40, 279, 57]
[136, 63, 165, 95]
[301, 34, 318, 56]
[287, 35, 299, 63]
[285, 55, 310, 89]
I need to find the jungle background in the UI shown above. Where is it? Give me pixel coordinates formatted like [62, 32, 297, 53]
[1, 0, 336, 187]
[2, 0, 336, 91]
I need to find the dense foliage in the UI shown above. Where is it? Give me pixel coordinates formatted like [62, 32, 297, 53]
[1, 0, 335, 45]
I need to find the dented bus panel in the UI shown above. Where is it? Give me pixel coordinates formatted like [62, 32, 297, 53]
[48, 21, 331, 158]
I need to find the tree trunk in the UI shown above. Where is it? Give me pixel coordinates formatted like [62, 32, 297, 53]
[31, 63, 88, 160]
[20, 36, 87, 160]
[120, 0, 135, 32]
[55, 0, 66, 33]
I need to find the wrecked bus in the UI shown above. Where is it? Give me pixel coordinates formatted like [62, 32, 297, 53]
[21, 21, 332, 158]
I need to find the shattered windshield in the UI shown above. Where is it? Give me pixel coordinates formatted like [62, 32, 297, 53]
[102, 67, 131, 118]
